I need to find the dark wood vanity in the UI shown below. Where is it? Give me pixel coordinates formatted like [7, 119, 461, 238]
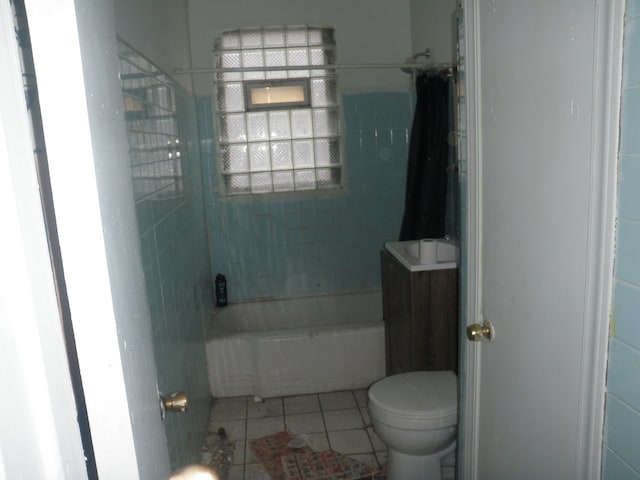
[380, 248, 459, 375]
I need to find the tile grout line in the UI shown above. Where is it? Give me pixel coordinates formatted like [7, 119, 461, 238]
[318, 393, 331, 451]
[242, 397, 248, 479]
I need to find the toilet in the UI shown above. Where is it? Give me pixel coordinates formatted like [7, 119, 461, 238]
[368, 371, 457, 480]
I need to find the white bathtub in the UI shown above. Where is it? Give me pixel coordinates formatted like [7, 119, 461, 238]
[206, 290, 386, 398]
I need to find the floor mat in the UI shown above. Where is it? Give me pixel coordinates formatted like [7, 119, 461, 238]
[250, 431, 383, 480]
[281, 449, 379, 480]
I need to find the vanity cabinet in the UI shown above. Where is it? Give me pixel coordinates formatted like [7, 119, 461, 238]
[380, 249, 458, 375]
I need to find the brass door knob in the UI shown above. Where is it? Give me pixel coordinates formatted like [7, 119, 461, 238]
[160, 391, 189, 420]
[466, 320, 495, 341]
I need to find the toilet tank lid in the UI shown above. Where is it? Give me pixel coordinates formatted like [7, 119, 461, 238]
[368, 371, 458, 420]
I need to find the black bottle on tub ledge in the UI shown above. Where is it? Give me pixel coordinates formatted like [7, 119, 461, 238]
[215, 274, 228, 307]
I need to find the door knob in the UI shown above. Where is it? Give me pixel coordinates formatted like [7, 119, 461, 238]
[163, 391, 189, 412]
[466, 320, 495, 341]
[159, 391, 189, 420]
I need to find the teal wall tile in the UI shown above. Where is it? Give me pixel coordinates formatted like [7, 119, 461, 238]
[628, 0, 640, 19]
[623, 17, 640, 89]
[614, 219, 640, 285]
[606, 2, 640, 472]
[360, 130, 377, 160]
[605, 395, 640, 473]
[619, 156, 640, 220]
[603, 447, 640, 480]
[620, 88, 640, 155]
[376, 129, 393, 149]
[612, 281, 640, 350]
[607, 339, 640, 411]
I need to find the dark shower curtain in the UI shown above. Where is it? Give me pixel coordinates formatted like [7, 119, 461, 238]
[399, 74, 450, 241]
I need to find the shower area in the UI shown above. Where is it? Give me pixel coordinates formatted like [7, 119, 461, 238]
[110, 0, 459, 472]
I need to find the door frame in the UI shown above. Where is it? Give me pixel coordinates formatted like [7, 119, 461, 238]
[0, 1, 88, 476]
[458, 0, 482, 477]
[459, 1, 624, 478]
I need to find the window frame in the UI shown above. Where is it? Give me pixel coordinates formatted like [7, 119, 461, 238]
[244, 79, 311, 111]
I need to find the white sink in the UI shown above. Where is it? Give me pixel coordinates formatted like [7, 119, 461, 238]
[385, 239, 459, 272]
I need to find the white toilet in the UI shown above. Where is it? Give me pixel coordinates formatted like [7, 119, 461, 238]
[368, 370, 457, 480]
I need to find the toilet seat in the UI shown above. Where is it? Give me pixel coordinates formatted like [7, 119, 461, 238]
[368, 371, 457, 430]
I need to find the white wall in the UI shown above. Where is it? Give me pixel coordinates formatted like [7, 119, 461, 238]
[111, 0, 459, 96]
[112, 0, 193, 91]
[187, 0, 414, 95]
[410, 0, 458, 64]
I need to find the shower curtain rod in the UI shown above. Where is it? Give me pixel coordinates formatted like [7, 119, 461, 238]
[173, 63, 456, 75]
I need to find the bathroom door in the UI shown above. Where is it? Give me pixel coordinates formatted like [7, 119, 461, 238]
[19, 0, 172, 477]
[458, 1, 621, 478]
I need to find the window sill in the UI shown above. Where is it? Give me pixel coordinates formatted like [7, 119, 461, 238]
[214, 185, 348, 204]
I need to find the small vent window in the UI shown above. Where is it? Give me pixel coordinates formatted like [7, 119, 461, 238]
[244, 79, 310, 111]
[214, 25, 342, 195]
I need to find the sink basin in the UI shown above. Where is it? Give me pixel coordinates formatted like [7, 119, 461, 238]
[385, 239, 459, 272]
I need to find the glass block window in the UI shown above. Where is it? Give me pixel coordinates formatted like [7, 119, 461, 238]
[214, 26, 342, 195]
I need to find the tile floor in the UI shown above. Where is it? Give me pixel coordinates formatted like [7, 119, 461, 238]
[202, 389, 456, 480]
[202, 389, 383, 479]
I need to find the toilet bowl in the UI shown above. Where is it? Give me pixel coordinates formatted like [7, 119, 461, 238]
[368, 371, 457, 480]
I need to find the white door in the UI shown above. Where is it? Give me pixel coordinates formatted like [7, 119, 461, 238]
[19, 0, 171, 478]
[459, 1, 622, 479]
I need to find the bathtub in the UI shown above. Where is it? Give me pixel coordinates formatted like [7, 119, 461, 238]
[206, 290, 385, 398]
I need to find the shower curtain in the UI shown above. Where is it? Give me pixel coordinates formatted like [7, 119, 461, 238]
[399, 74, 451, 241]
